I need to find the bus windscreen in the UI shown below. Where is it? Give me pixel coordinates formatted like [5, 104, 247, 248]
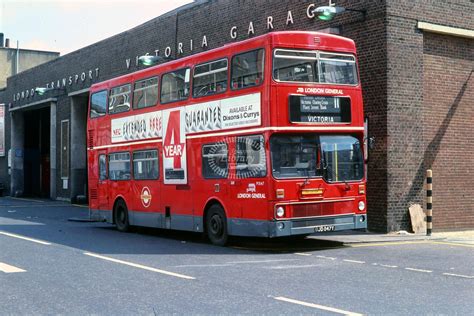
[273, 49, 358, 85]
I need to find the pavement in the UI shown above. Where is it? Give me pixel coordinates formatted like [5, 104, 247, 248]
[1, 196, 473, 245]
[311, 229, 474, 245]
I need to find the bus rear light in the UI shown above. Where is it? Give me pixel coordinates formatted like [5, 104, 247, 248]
[276, 189, 285, 199]
[275, 206, 285, 218]
[359, 185, 365, 195]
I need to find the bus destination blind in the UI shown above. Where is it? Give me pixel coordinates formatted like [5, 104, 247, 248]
[289, 96, 351, 123]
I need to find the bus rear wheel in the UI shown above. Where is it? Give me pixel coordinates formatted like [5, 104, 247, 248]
[114, 200, 130, 232]
[206, 205, 228, 246]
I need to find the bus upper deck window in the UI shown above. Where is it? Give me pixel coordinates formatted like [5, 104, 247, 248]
[231, 49, 264, 90]
[161, 68, 190, 104]
[273, 49, 317, 83]
[109, 84, 131, 114]
[133, 77, 159, 109]
[193, 59, 228, 98]
[90, 90, 107, 118]
[272, 49, 358, 85]
[319, 53, 358, 85]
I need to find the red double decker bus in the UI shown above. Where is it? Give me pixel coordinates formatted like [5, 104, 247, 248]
[87, 31, 367, 245]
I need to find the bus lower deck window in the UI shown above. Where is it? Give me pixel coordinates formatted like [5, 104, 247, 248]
[236, 135, 266, 178]
[202, 143, 228, 179]
[108, 152, 131, 180]
[133, 150, 159, 180]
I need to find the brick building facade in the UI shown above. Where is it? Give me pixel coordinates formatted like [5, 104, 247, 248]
[1, 0, 472, 231]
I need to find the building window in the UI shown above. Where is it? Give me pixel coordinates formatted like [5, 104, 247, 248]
[108, 152, 131, 180]
[90, 90, 107, 118]
[99, 154, 107, 180]
[60, 120, 69, 179]
[133, 150, 159, 180]
[193, 59, 228, 98]
[202, 143, 228, 179]
[109, 84, 131, 114]
[231, 49, 264, 90]
[133, 77, 159, 109]
[160, 68, 190, 103]
[236, 135, 266, 178]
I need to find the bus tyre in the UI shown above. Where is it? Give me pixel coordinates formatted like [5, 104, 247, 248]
[206, 205, 228, 246]
[114, 200, 130, 232]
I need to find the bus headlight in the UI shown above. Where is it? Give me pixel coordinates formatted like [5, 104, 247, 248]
[276, 206, 285, 218]
[358, 201, 365, 211]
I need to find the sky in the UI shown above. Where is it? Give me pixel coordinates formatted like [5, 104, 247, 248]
[0, 0, 193, 55]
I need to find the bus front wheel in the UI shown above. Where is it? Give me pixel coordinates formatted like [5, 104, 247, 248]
[206, 204, 228, 246]
[114, 199, 130, 232]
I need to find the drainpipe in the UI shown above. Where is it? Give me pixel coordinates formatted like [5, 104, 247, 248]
[16, 40, 19, 74]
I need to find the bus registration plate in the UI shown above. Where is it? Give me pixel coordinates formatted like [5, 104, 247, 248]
[314, 225, 336, 232]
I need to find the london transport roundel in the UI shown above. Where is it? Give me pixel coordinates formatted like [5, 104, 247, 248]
[140, 187, 152, 208]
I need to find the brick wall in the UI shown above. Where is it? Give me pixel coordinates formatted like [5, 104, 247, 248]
[386, 14, 425, 231]
[385, 0, 474, 231]
[423, 33, 474, 230]
[343, 2, 388, 232]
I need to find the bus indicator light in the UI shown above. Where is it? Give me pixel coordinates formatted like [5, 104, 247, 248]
[276, 189, 285, 199]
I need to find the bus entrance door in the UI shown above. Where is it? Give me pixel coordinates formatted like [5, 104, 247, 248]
[97, 152, 109, 209]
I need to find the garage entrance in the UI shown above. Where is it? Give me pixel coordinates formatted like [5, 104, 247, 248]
[23, 107, 50, 197]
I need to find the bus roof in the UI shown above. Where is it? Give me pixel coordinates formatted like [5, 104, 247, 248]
[91, 31, 356, 92]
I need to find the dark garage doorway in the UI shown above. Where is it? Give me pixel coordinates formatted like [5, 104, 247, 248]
[24, 107, 50, 197]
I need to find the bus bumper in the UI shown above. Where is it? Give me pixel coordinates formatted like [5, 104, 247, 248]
[270, 214, 367, 237]
[228, 214, 367, 238]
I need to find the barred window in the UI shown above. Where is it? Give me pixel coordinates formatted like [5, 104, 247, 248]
[193, 59, 228, 98]
[109, 152, 131, 180]
[236, 135, 266, 178]
[133, 150, 159, 180]
[160, 68, 190, 103]
[109, 84, 131, 114]
[133, 77, 158, 109]
[202, 143, 228, 179]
